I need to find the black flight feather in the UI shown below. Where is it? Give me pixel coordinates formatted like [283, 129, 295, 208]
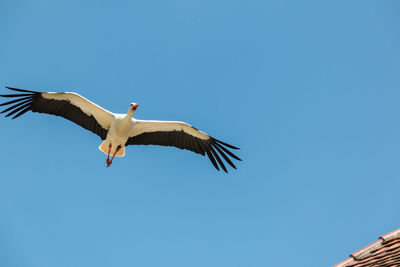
[126, 129, 240, 172]
[0, 86, 108, 139]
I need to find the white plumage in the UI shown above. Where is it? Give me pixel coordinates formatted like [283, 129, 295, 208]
[1, 86, 241, 171]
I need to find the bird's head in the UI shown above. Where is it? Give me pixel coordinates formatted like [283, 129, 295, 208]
[129, 103, 139, 114]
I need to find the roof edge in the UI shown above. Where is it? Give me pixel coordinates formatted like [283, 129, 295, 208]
[332, 228, 400, 267]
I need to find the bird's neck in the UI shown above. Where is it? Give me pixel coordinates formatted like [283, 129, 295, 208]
[123, 112, 134, 121]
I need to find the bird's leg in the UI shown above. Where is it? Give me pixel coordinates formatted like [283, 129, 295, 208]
[106, 145, 121, 168]
[106, 144, 112, 165]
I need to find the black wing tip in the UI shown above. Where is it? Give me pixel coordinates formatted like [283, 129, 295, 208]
[0, 87, 39, 118]
[206, 138, 241, 172]
[0, 93, 35, 119]
[212, 137, 240, 150]
[1, 86, 39, 98]
[235, 155, 242, 161]
[211, 139, 241, 160]
[5, 86, 37, 93]
[209, 145, 227, 173]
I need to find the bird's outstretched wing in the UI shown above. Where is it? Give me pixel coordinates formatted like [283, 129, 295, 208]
[0, 86, 114, 140]
[127, 119, 241, 172]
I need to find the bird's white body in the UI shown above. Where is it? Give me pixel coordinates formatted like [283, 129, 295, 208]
[99, 114, 134, 157]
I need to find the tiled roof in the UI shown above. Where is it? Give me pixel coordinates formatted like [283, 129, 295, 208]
[333, 228, 400, 267]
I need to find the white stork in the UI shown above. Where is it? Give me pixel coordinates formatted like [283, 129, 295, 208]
[0, 87, 241, 172]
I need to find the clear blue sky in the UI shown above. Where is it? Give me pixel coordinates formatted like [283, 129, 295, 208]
[1, 1, 400, 266]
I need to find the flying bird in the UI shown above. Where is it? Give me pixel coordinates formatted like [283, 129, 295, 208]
[0, 87, 241, 172]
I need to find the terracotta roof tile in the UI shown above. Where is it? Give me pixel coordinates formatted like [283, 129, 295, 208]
[333, 258, 354, 267]
[350, 239, 383, 261]
[333, 228, 400, 267]
[381, 229, 400, 243]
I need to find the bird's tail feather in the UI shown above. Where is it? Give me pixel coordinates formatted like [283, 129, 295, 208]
[99, 141, 125, 157]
